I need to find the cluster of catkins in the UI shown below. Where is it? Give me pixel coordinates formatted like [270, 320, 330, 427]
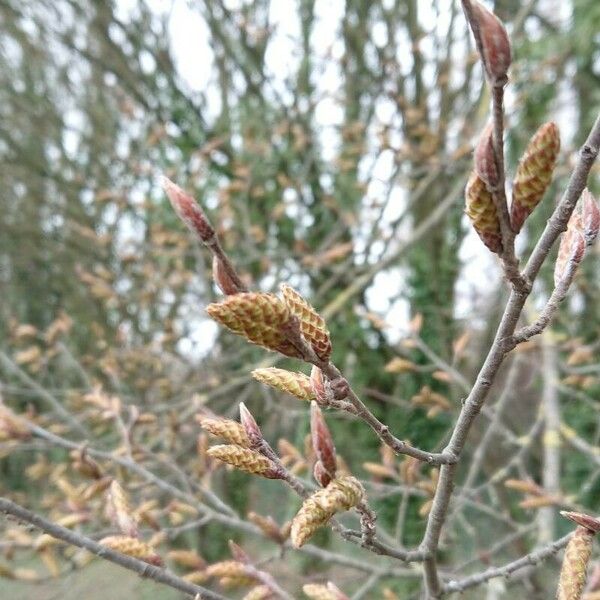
[462, 1, 599, 285]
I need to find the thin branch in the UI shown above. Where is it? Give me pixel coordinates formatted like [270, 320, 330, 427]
[0, 497, 227, 600]
[0, 351, 88, 437]
[442, 534, 571, 594]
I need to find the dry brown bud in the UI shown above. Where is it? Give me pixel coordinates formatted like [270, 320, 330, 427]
[167, 550, 206, 570]
[474, 123, 498, 188]
[518, 495, 561, 509]
[504, 478, 544, 496]
[248, 511, 286, 543]
[310, 402, 337, 481]
[182, 570, 209, 584]
[207, 293, 303, 358]
[582, 189, 600, 246]
[280, 284, 332, 360]
[196, 415, 250, 448]
[99, 535, 163, 566]
[303, 582, 349, 600]
[384, 357, 417, 374]
[511, 122, 560, 232]
[239, 403, 263, 447]
[212, 255, 242, 295]
[243, 585, 274, 600]
[363, 462, 397, 480]
[207, 444, 281, 479]
[161, 176, 215, 242]
[81, 475, 113, 501]
[205, 560, 251, 579]
[228, 540, 250, 563]
[0, 401, 30, 441]
[219, 575, 258, 589]
[469, 0, 511, 82]
[291, 475, 364, 547]
[70, 447, 103, 480]
[106, 480, 139, 538]
[465, 171, 503, 254]
[252, 367, 315, 401]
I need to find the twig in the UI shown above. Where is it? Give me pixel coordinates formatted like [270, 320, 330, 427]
[442, 533, 571, 594]
[0, 351, 88, 437]
[0, 497, 227, 600]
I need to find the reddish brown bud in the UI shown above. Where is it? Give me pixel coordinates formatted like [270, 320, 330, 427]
[161, 176, 215, 242]
[239, 402, 263, 448]
[313, 460, 333, 488]
[555, 212, 586, 287]
[469, 1, 511, 82]
[561, 511, 600, 534]
[310, 402, 337, 480]
[213, 256, 241, 295]
[474, 123, 498, 188]
[228, 540, 251, 563]
[310, 366, 328, 405]
[582, 189, 600, 246]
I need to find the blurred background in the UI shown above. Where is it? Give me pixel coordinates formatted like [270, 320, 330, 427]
[1, 0, 600, 598]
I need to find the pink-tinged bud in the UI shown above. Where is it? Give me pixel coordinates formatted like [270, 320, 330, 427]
[561, 511, 600, 533]
[554, 226, 585, 288]
[327, 581, 350, 600]
[310, 366, 328, 405]
[313, 460, 332, 488]
[228, 540, 251, 563]
[474, 123, 498, 188]
[582, 189, 600, 246]
[161, 176, 215, 242]
[468, 1, 512, 83]
[212, 256, 241, 295]
[310, 401, 337, 480]
[239, 402, 263, 448]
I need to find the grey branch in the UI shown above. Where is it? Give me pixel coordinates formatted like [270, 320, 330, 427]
[442, 533, 570, 594]
[0, 497, 227, 600]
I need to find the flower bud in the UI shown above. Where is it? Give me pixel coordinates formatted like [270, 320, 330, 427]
[239, 403, 263, 448]
[207, 293, 303, 358]
[310, 366, 329, 405]
[252, 367, 315, 401]
[196, 415, 251, 448]
[161, 176, 214, 242]
[291, 475, 364, 547]
[511, 122, 560, 233]
[554, 212, 585, 287]
[105, 480, 139, 538]
[310, 402, 337, 480]
[474, 123, 498, 188]
[99, 536, 162, 566]
[469, 0, 511, 82]
[582, 188, 600, 246]
[207, 444, 281, 479]
[228, 540, 251, 563]
[280, 284, 332, 360]
[313, 460, 332, 488]
[213, 256, 242, 295]
[465, 171, 503, 254]
[556, 512, 600, 600]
